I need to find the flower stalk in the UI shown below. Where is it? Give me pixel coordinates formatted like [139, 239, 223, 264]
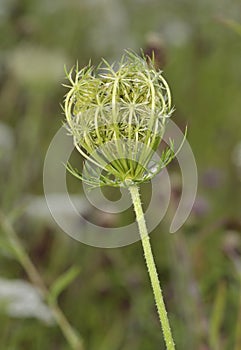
[128, 184, 175, 350]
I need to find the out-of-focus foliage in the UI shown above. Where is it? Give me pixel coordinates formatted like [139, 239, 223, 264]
[0, 0, 241, 349]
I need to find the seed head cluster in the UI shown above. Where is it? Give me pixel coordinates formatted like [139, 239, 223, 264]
[64, 51, 175, 187]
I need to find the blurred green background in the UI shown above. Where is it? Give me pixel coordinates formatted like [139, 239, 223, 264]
[0, 0, 241, 349]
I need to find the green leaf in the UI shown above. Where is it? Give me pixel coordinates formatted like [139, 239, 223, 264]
[48, 266, 80, 304]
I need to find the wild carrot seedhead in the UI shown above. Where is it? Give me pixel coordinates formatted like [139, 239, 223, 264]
[64, 51, 175, 187]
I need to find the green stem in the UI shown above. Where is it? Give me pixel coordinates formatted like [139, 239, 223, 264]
[128, 185, 175, 350]
[0, 212, 84, 350]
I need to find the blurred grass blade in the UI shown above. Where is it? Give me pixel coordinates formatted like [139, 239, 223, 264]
[209, 282, 227, 350]
[98, 320, 124, 350]
[218, 17, 241, 36]
[49, 266, 81, 304]
[235, 288, 241, 350]
[0, 233, 16, 257]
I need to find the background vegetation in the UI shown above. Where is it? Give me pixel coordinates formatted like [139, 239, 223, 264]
[0, 0, 241, 349]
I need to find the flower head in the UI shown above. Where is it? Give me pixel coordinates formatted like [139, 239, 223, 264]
[64, 51, 175, 187]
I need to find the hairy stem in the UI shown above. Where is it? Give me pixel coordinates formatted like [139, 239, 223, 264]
[0, 212, 84, 350]
[128, 185, 175, 350]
